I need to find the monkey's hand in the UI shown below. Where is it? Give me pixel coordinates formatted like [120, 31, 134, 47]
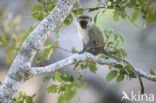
[79, 50, 86, 54]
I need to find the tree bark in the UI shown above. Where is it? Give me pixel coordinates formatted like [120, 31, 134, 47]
[0, 0, 74, 102]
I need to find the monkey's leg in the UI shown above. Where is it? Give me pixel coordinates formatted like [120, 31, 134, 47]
[79, 37, 95, 54]
[79, 45, 88, 54]
[79, 46, 92, 54]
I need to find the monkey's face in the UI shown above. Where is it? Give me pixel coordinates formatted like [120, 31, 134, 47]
[79, 20, 88, 29]
[77, 15, 92, 29]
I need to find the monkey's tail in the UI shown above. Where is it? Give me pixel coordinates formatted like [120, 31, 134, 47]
[103, 49, 144, 94]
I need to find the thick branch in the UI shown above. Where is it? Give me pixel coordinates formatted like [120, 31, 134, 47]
[31, 53, 116, 75]
[136, 69, 156, 82]
[31, 53, 156, 82]
[0, 0, 74, 102]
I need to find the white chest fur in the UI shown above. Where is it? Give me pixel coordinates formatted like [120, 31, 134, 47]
[78, 27, 89, 45]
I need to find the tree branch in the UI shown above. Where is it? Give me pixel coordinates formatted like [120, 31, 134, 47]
[72, 6, 107, 11]
[31, 52, 156, 82]
[31, 52, 116, 75]
[136, 69, 156, 82]
[0, 0, 74, 102]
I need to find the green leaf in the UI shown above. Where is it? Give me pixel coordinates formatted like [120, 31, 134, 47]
[126, 64, 136, 78]
[47, 84, 58, 93]
[32, 5, 43, 12]
[71, 47, 79, 53]
[73, 1, 79, 8]
[15, 92, 34, 103]
[74, 62, 80, 69]
[119, 48, 127, 57]
[72, 10, 84, 17]
[120, 9, 127, 19]
[131, 8, 139, 22]
[27, 0, 32, 2]
[22, 31, 29, 42]
[79, 82, 87, 88]
[146, 7, 155, 24]
[0, 81, 2, 86]
[97, 0, 101, 2]
[114, 64, 123, 69]
[45, 40, 53, 45]
[47, 0, 56, 4]
[31, 12, 39, 17]
[89, 64, 97, 73]
[126, 64, 133, 72]
[28, 26, 34, 33]
[113, 12, 119, 21]
[55, 71, 63, 82]
[47, 5, 55, 11]
[0, 38, 8, 46]
[118, 34, 124, 43]
[43, 75, 52, 82]
[80, 64, 88, 70]
[37, 53, 47, 59]
[103, 28, 112, 35]
[58, 89, 77, 103]
[116, 74, 124, 83]
[64, 14, 73, 26]
[150, 69, 155, 75]
[98, 54, 105, 58]
[58, 83, 67, 92]
[106, 70, 118, 81]
[106, 41, 114, 46]
[45, 48, 53, 60]
[94, 13, 98, 23]
[60, 73, 74, 82]
[77, 75, 83, 80]
[114, 33, 118, 40]
[32, 12, 44, 21]
[37, 12, 44, 21]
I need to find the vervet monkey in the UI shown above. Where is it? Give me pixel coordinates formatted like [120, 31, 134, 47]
[77, 15, 144, 94]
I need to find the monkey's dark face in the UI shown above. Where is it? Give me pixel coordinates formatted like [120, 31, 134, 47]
[77, 15, 92, 29]
[80, 20, 88, 29]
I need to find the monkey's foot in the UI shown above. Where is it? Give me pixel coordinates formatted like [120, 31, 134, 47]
[79, 51, 85, 54]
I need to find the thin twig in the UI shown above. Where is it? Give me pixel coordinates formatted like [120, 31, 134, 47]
[72, 6, 107, 11]
[56, 46, 74, 54]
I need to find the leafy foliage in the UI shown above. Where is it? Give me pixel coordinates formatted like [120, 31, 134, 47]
[46, 72, 87, 103]
[74, 60, 98, 74]
[98, 0, 155, 24]
[101, 28, 139, 83]
[30, 0, 56, 21]
[105, 62, 137, 83]
[12, 92, 34, 103]
[102, 28, 127, 61]
[0, 12, 22, 65]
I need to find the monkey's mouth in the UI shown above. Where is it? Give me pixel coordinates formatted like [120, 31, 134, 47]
[80, 20, 88, 29]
